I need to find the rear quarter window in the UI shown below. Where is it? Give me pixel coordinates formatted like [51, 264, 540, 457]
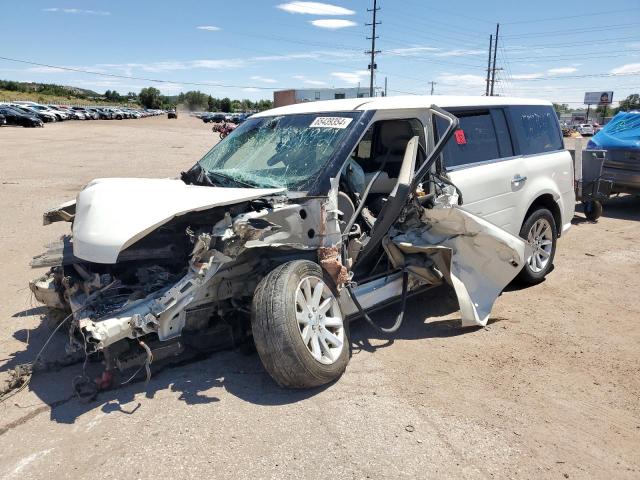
[508, 105, 563, 155]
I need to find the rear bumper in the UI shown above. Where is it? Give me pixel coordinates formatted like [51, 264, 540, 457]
[603, 166, 640, 194]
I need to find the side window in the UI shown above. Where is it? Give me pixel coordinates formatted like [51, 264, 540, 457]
[508, 105, 563, 155]
[436, 110, 502, 169]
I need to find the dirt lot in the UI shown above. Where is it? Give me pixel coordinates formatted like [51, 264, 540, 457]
[1, 116, 639, 479]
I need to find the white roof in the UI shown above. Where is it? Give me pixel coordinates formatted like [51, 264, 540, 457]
[255, 95, 552, 117]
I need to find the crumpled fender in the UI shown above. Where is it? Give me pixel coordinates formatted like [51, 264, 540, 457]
[388, 203, 531, 327]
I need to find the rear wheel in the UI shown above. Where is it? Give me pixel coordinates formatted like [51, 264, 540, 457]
[583, 200, 602, 221]
[251, 260, 349, 388]
[517, 208, 557, 284]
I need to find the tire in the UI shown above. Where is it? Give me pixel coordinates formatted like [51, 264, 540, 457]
[517, 208, 557, 285]
[583, 200, 602, 222]
[251, 260, 349, 388]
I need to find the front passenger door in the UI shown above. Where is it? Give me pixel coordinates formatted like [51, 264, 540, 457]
[435, 109, 525, 235]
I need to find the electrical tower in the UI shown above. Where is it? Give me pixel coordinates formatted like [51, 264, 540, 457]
[365, 0, 381, 98]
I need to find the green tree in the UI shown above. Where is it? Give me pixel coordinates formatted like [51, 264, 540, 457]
[138, 87, 162, 109]
[207, 95, 216, 111]
[553, 103, 570, 114]
[182, 91, 209, 111]
[616, 93, 640, 113]
[220, 97, 232, 113]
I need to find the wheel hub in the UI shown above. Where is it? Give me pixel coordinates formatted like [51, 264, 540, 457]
[526, 218, 553, 273]
[295, 276, 345, 365]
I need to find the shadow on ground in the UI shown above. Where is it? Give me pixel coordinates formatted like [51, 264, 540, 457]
[2, 284, 500, 425]
[574, 195, 640, 222]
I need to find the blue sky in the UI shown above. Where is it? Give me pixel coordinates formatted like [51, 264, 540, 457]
[1, 0, 639, 106]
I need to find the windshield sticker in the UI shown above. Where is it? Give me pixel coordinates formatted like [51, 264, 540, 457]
[310, 117, 353, 129]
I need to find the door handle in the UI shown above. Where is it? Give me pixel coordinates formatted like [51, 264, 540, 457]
[512, 175, 527, 185]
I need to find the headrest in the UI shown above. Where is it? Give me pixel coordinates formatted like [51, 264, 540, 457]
[379, 121, 414, 153]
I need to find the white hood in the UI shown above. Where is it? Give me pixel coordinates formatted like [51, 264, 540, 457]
[72, 178, 283, 264]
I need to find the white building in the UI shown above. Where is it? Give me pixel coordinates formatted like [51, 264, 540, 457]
[274, 88, 370, 107]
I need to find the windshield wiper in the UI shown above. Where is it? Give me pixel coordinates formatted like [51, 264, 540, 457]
[206, 170, 258, 189]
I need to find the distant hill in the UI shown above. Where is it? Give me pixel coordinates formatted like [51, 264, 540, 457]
[0, 79, 136, 106]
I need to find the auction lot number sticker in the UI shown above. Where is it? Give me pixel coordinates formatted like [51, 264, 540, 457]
[310, 117, 353, 129]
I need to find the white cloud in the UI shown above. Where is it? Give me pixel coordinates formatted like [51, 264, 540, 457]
[387, 46, 440, 56]
[331, 71, 369, 85]
[251, 75, 278, 84]
[511, 73, 544, 80]
[293, 75, 327, 86]
[310, 19, 357, 29]
[610, 63, 640, 74]
[434, 49, 485, 57]
[547, 67, 577, 74]
[437, 73, 486, 90]
[277, 1, 355, 15]
[196, 25, 220, 31]
[43, 8, 110, 15]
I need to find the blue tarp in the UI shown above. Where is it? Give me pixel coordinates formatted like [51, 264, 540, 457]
[587, 111, 640, 150]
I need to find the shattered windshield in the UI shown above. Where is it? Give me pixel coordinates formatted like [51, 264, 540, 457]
[197, 112, 362, 190]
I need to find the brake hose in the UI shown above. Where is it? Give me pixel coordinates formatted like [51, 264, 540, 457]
[345, 268, 410, 334]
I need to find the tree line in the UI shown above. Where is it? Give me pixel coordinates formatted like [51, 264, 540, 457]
[0, 79, 273, 112]
[139, 87, 272, 112]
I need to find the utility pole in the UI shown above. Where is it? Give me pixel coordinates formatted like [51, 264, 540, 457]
[429, 81, 437, 95]
[365, 0, 381, 98]
[384, 76, 388, 97]
[490, 23, 500, 96]
[485, 34, 493, 96]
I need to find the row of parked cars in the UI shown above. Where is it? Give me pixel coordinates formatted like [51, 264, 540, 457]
[0, 101, 165, 128]
[197, 112, 252, 124]
[560, 122, 603, 137]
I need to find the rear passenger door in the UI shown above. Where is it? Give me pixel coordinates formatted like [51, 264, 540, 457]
[435, 108, 526, 235]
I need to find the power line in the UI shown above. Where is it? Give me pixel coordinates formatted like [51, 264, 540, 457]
[502, 8, 634, 24]
[0, 55, 284, 90]
[503, 35, 639, 50]
[501, 22, 639, 38]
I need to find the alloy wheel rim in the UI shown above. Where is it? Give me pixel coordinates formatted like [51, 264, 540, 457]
[295, 276, 344, 365]
[526, 218, 553, 273]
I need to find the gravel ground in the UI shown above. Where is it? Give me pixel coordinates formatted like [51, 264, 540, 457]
[0, 116, 638, 479]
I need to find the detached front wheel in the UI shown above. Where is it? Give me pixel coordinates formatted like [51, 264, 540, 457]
[251, 260, 349, 388]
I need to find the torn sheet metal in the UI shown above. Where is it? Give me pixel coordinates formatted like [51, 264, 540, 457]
[387, 193, 531, 327]
[43, 199, 76, 225]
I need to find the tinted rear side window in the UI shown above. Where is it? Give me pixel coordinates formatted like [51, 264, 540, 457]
[435, 110, 512, 168]
[508, 105, 563, 155]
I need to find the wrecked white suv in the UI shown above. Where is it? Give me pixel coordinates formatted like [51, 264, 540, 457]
[30, 96, 574, 389]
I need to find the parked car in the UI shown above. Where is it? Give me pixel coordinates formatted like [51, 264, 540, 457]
[30, 96, 573, 390]
[55, 106, 84, 120]
[48, 105, 76, 120]
[25, 103, 67, 121]
[168, 109, 177, 119]
[575, 124, 595, 136]
[13, 105, 56, 123]
[203, 113, 225, 123]
[0, 105, 43, 127]
[104, 107, 126, 120]
[0, 113, 5, 126]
